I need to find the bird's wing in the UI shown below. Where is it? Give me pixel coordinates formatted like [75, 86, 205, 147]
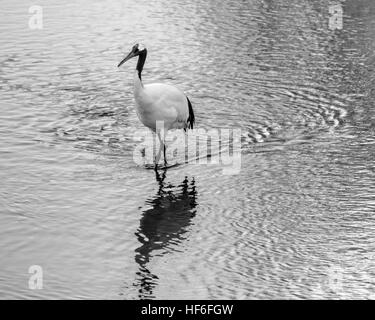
[143, 83, 189, 129]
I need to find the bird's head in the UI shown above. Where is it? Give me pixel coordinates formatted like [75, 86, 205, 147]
[118, 43, 147, 68]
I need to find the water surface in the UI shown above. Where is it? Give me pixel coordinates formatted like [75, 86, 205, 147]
[0, 0, 374, 299]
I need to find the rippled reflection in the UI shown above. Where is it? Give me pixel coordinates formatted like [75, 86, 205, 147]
[134, 169, 197, 299]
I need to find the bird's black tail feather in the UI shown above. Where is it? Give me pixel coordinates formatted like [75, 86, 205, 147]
[186, 97, 195, 130]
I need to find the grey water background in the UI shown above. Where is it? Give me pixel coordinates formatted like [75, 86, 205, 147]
[0, 0, 374, 299]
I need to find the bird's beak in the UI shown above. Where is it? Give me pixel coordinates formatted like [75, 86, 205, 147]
[117, 50, 136, 68]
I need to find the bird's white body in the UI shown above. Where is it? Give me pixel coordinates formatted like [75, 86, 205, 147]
[133, 71, 190, 132]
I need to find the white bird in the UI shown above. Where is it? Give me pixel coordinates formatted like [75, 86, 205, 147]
[118, 43, 195, 168]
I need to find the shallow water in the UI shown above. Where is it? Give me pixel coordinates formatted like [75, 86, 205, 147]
[0, 0, 374, 299]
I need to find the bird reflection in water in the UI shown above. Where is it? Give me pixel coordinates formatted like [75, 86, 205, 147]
[134, 169, 197, 299]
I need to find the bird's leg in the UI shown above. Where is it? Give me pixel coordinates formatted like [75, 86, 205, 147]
[155, 132, 163, 168]
[156, 131, 168, 167]
[163, 143, 167, 166]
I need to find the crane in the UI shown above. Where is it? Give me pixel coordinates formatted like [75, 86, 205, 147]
[118, 43, 195, 169]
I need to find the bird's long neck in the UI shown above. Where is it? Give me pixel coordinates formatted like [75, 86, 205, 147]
[136, 49, 147, 81]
